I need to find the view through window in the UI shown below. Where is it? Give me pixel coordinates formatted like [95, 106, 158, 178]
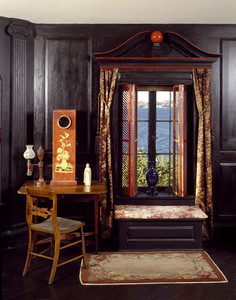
[137, 87, 173, 188]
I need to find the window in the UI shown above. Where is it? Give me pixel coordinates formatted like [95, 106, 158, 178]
[137, 87, 173, 188]
[120, 84, 188, 197]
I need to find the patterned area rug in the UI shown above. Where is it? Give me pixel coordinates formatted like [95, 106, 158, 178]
[80, 251, 227, 285]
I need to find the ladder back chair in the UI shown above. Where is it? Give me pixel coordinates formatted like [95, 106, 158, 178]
[22, 187, 87, 284]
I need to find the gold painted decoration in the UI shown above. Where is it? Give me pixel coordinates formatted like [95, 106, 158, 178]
[55, 132, 73, 173]
[50, 109, 77, 186]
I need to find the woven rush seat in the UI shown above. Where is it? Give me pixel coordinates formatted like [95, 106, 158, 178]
[31, 217, 84, 233]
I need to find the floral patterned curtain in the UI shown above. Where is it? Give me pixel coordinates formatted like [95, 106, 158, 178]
[99, 67, 118, 238]
[193, 68, 213, 240]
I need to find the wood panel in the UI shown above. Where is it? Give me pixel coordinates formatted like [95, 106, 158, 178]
[0, 17, 12, 237]
[117, 220, 203, 250]
[45, 38, 92, 152]
[217, 163, 236, 222]
[34, 36, 92, 180]
[220, 39, 236, 151]
[118, 69, 193, 85]
[214, 39, 236, 225]
[7, 20, 35, 231]
[0, 76, 2, 204]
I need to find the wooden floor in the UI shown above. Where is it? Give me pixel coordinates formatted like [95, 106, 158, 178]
[2, 228, 236, 300]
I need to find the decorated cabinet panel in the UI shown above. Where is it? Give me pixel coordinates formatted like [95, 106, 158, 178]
[51, 109, 77, 185]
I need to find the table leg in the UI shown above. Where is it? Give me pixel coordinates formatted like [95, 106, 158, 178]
[94, 200, 99, 254]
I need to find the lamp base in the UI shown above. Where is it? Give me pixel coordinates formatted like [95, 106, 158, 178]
[36, 180, 46, 187]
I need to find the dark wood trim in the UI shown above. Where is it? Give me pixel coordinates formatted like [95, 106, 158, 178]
[99, 65, 213, 69]
[94, 30, 221, 68]
[115, 192, 195, 206]
[93, 31, 149, 57]
[7, 19, 35, 231]
[0, 76, 2, 204]
[165, 31, 222, 58]
[116, 219, 203, 250]
[94, 30, 222, 58]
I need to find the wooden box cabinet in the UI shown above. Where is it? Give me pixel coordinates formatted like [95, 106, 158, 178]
[51, 109, 77, 185]
[116, 219, 204, 251]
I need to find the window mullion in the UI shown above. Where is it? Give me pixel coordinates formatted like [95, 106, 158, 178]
[169, 91, 172, 186]
[148, 91, 156, 162]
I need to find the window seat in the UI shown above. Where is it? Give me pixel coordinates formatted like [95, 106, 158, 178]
[114, 205, 207, 220]
[114, 205, 207, 251]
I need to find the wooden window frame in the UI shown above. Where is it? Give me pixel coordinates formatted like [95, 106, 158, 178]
[121, 85, 192, 197]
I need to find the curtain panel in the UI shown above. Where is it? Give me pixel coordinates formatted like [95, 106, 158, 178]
[98, 68, 118, 238]
[193, 69, 213, 240]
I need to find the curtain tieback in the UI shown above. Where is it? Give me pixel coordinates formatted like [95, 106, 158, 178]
[95, 93, 101, 154]
[198, 105, 210, 118]
[101, 98, 110, 135]
[101, 98, 109, 115]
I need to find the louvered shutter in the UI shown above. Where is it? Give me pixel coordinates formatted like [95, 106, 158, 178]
[121, 85, 138, 197]
[173, 85, 188, 197]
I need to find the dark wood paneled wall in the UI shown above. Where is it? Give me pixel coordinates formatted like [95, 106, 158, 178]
[0, 18, 12, 235]
[1, 19, 236, 246]
[214, 38, 236, 224]
[34, 34, 92, 180]
[0, 18, 34, 244]
[7, 20, 35, 233]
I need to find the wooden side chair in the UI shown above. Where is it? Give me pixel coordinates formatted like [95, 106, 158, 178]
[22, 187, 87, 284]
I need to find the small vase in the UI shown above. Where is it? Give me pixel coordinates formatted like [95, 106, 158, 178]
[146, 161, 158, 195]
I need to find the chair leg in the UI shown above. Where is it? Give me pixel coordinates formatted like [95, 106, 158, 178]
[48, 236, 60, 285]
[80, 225, 87, 268]
[50, 235, 55, 257]
[22, 230, 34, 276]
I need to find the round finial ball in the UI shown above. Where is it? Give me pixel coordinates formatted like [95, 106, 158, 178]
[150, 31, 163, 43]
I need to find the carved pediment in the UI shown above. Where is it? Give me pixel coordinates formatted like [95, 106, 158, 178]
[94, 31, 221, 68]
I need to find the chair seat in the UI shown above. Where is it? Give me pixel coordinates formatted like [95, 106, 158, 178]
[31, 217, 83, 234]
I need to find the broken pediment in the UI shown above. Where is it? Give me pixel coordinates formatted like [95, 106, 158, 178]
[93, 30, 222, 68]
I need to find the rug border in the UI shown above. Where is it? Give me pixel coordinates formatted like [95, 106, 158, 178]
[79, 251, 228, 286]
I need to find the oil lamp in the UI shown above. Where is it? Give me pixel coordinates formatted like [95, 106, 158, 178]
[23, 145, 45, 186]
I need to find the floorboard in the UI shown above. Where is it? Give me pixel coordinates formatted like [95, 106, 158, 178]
[1, 229, 236, 300]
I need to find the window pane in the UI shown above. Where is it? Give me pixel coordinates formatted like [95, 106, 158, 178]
[136, 89, 175, 190]
[156, 155, 170, 186]
[138, 121, 148, 153]
[138, 91, 149, 120]
[170, 154, 173, 186]
[156, 122, 170, 153]
[137, 154, 148, 187]
[170, 91, 173, 119]
[156, 91, 170, 120]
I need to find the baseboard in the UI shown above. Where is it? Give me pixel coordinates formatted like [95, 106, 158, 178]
[1, 227, 28, 249]
[213, 225, 236, 243]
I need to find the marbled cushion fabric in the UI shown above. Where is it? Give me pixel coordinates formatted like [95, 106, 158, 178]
[114, 205, 208, 220]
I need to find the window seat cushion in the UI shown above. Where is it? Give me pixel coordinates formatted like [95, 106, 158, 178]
[114, 205, 208, 220]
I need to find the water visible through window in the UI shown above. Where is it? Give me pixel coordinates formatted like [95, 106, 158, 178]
[137, 89, 173, 188]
